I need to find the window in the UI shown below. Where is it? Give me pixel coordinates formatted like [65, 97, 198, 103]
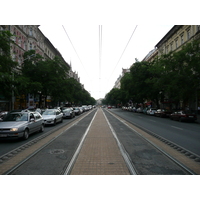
[170, 42, 173, 51]
[30, 43, 32, 50]
[175, 39, 178, 48]
[29, 27, 33, 36]
[180, 34, 184, 45]
[187, 29, 191, 40]
[166, 45, 169, 54]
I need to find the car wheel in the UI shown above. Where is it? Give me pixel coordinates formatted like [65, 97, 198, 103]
[53, 119, 56, 125]
[40, 124, 45, 132]
[60, 117, 63, 123]
[23, 129, 29, 140]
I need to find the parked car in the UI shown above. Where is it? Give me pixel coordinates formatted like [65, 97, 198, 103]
[0, 111, 8, 121]
[146, 108, 157, 115]
[79, 107, 83, 114]
[62, 108, 75, 119]
[107, 105, 112, 109]
[73, 107, 81, 115]
[42, 109, 63, 125]
[0, 110, 44, 140]
[154, 109, 173, 117]
[143, 108, 148, 114]
[170, 110, 197, 122]
[82, 105, 89, 112]
[136, 107, 143, 113]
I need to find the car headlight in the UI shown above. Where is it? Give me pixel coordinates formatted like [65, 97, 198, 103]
[10, 128, 18, 131]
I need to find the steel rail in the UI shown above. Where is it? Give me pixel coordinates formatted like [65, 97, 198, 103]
[105, 109, 197, 175]
[3, 109, 96, 175]
[102, 109, 138, 175]
[63, 109, 98, 175]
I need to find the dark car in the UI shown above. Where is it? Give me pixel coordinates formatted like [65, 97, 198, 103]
[62, 108, 75, 119]
[170, 110, 197, 122]
[154, 109, 173, 117]
[73, 107, 81, 115]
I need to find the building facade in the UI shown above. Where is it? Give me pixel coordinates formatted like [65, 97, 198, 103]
[154, 25, 200, 111]
[113, 68, 130, 89]
[155, 25, 200, 56]
[0, 25, 80, 110]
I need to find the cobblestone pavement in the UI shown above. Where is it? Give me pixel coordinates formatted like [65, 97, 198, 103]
[70, 108, 130, 175]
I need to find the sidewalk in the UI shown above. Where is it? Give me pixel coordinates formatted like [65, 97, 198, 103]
[70, 108, 130, 175]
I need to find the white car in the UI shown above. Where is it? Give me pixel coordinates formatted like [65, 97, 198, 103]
[42, 109, 63, 125]
[147, 108, 157, 115]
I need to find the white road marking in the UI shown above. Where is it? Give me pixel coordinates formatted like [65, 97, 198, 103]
[171, 126, 183, 130]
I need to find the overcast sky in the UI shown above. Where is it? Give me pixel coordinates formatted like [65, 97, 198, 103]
[3, 1, 197, 100]
[3, 0, 199, 101]
[39, 25, 173, 99]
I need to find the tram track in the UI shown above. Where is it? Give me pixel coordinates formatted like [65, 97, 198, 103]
[104, 109, 200, 175]
[2, 107, 199, 175]
[0, 109, 97, 175]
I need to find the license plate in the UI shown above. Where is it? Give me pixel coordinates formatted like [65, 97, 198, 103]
[0, 134, 7, 137]
[189, 116, 193, 118]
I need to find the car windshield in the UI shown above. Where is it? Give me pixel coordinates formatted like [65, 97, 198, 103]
[43, 110, 56, 115]
[3, 113, 28, 121]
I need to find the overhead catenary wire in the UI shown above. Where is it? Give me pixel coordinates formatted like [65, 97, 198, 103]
[99, 25, 102, 80]
[62, 25, 91, 80]
[108, 25, 138, 82]
[99, 25, 103, 94]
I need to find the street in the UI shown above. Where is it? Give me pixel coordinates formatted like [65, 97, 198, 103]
[0, 108, 199, 175]
[108, 108, 200, 157]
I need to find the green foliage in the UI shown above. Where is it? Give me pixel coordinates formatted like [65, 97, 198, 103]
[0, 30, 18, 100]
[103, 38, 200, 108]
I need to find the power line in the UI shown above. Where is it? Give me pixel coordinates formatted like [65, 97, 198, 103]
[62, 25, 90, 78]
[99, 25, 102, 80]
[108, 25, 138, 81]
[99, 25, 103, 95]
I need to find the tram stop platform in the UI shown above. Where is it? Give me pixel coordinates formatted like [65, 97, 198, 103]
[69, 108, 130, 175]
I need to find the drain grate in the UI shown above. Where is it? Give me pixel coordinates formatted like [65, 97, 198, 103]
[50, 149, 65, 154]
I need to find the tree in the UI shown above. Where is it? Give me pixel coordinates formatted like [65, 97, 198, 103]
[0, 30, 18, 105]
[21, 51, 70, 107]
[130, 60, 154, 105]
[104, 88, 121, 106]
[120, 73, 134, 104]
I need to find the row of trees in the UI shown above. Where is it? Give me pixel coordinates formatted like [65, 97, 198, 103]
[103, 38, 200, 111]
[0, 30, 96, 110]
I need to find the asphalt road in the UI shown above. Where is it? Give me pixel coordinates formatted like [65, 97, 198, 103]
[6, 108, 193, 175]
[7, 110, 96, 175]
[107, 108, 200, 157]
[0, 112, 86, 157]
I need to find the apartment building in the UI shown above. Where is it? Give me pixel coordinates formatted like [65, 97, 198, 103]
[155, 25, 200, 55]
[0, 25, 80, 110]
[113, 68, 130, 89]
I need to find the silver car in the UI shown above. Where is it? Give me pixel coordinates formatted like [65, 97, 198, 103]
[42, 109, 63, 125]
[0, 111, 44, 140]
